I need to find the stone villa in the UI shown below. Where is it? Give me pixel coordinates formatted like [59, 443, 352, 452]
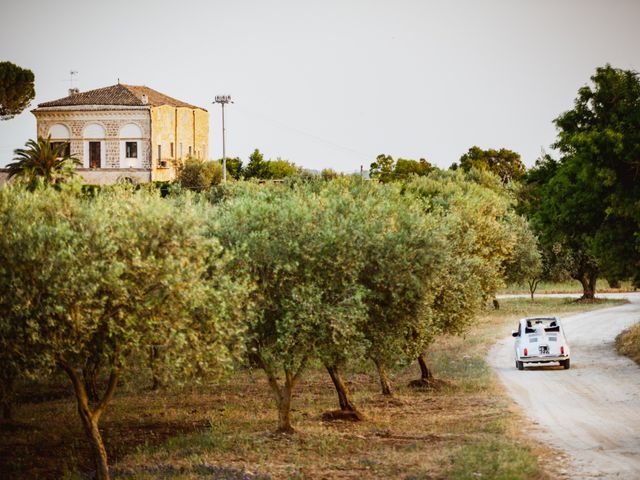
[30, 83, 209, 184]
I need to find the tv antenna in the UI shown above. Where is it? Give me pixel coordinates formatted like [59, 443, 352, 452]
[69, 70, 78, 89]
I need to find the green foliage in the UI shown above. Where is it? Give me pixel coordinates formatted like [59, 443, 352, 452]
[553, 64, 640, 286]
[503, 216, 542, 287]
[404, 170, 521, 344]
[447, 439, 541, 480]
[0, 61, 35, 120]
[321, 168, 339, 180]
[7, 136, 80, 190]
[352, 181, 447, 366]
[243, 149, 268, 179]
[0, 185, 250, 474]
[453, 146, 525, 183]
[243, 149, 299, 180]
[369, 154, 395, 182]
[218, 157, 243, 180]
[370, 154, 434, 183]
[394, 158, 433, 178]
[525, 65, 640, 292]
[176, 157, 223, 190]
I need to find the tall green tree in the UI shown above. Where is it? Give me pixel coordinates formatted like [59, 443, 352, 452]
[243, 148, 268, 179]
[0, 61, 35, 120]
[453, 146, 525, 183]
[7, 136, 80, 189]
[554, 64, 640, 287]
[394, 158, 433, 178]
[526, 65, 640, 296]
[369, 153, 395, 183]
[218, 156, 243, 180]
[265, 158, 299, 179]
[176, 157, 223, 190]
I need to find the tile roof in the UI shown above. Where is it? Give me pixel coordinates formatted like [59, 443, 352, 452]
[37, 84, 205, 110]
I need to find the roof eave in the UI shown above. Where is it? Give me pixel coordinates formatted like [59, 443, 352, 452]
[32, 105, 151, 113]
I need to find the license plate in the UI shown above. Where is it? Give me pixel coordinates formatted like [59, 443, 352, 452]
[539, 345, 549, 355]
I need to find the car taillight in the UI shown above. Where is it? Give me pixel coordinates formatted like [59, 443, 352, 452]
[524, 348, 528, 356]
[561, 346, 565, 355]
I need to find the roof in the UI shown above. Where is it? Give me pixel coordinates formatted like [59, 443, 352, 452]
[36, 84, 205, 110]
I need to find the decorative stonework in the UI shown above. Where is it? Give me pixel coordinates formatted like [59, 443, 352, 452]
[32, 86, 210, 183]
[34, 109, 151, 169]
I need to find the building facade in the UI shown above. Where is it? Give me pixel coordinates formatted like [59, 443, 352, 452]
[31, 84, 209, 184]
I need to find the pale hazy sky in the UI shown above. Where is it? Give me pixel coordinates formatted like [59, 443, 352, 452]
[1, 0, 639, 171]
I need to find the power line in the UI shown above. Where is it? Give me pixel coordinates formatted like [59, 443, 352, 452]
[233, 104, 375, 163]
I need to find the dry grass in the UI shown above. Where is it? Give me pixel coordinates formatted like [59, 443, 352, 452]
[500, 279, 637, 295]
[616, 322, 640, 365]
[0, 297, 625, 480]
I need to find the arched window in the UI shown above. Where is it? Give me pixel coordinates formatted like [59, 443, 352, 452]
[48, 123, 70, 139]
[119, 123, 143, 169]
[83, 124, 106, 169]
[83, 123, 106, 139]
[48, 124, 71, 157]
[119, 123, 143, 138]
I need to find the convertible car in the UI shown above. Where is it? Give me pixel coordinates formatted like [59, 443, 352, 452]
[512, 316, 571, 370]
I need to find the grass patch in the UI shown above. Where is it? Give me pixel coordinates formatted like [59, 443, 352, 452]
[500, 278, 637, 295]
[0, 297, 624, 479]
[616, 322, 640, 365]
[447, 439, 542, 480]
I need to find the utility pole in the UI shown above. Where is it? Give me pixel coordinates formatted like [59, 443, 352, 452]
[214, 95, 233, 183]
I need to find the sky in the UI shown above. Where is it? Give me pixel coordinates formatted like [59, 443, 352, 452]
[1, 0, 639, 172]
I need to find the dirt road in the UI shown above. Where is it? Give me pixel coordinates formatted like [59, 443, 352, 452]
[489, 293, 640, 479]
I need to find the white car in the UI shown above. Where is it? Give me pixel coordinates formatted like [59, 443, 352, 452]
[512, 316, 571, 370]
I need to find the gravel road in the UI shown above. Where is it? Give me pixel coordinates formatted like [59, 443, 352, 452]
[489, 293, 640, 479]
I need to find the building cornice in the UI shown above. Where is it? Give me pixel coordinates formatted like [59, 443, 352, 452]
[32, 105, 151, 113]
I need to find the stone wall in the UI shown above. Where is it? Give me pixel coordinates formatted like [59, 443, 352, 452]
[0, 168, 152, 186]
[34, 108, 151, 169]
[150, 105, 210, 181]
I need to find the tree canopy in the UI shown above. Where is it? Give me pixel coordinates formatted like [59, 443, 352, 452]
[525, 65, 640, 294]
[452, 146, 525, 183]
[370, 154, 433, 182]
[0, 61, 35, 120]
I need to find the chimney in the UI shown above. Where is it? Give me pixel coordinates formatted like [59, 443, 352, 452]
[141, 94, 148, 105]
[68, 87, 80, 96]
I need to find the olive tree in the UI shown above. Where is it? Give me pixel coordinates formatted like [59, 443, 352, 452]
[0, 186, 247, 479]
[403, 171, 520, 383]
[350, 181, 447, 395]
[214, 184, 368, 431]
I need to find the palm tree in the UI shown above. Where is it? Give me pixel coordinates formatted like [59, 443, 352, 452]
[7, 136, 80, 189]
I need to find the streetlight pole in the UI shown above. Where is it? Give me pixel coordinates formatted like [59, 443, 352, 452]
[214, 95, 233, 183]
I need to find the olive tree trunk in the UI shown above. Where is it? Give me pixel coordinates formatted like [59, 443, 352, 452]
[527, 278, 540, 300]
[256, 353, 306, 433]
[325, 364, 363, 415]
[417, 354, 433, 382]
[0, 369, 15, 422]
[83, 358, 100, 402]
[577, 271, 597, 299]
[149, 345, 161, 390]
[60, 358, 119, 480]
[373, 358, 393, 396]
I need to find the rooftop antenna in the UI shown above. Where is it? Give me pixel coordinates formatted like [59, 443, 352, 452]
[69, 70, 78, 89]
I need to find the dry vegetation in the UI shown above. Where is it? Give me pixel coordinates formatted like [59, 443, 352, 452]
[0, 297, 625, 480]
[616, 323, 640, 366]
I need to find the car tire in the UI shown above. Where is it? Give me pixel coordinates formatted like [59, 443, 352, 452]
[517, 360, 524, 371]
[562, 359, 571, 370]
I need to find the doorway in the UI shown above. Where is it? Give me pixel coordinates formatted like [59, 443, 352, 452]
[89, 142, 101, 169]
